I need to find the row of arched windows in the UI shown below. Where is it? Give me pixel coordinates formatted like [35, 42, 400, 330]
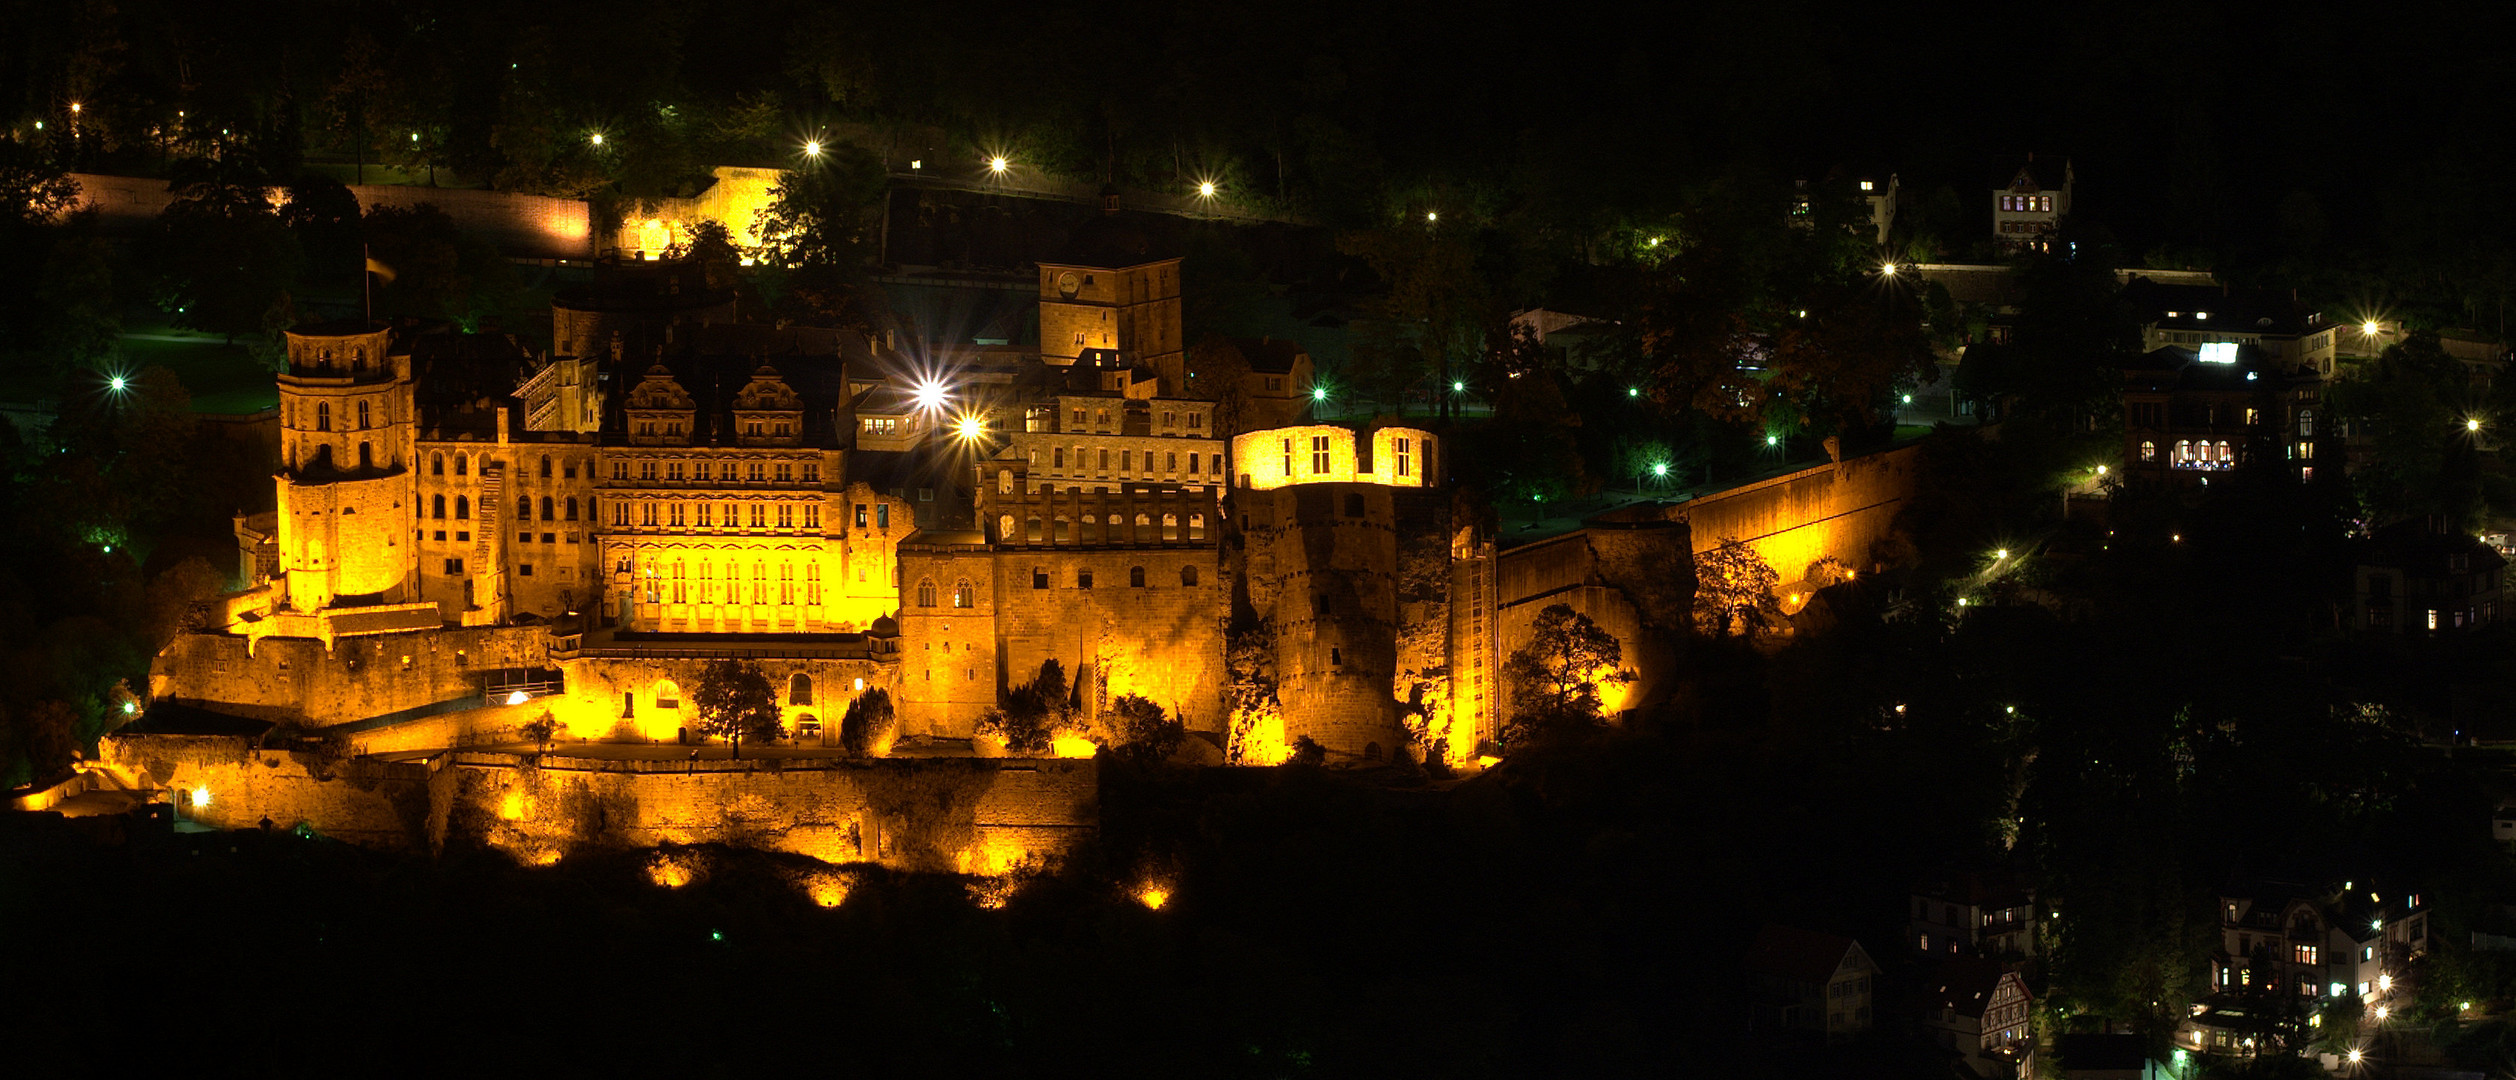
[632, 557, 822, 607]
[2138, 439, 2236, 467]
[998, 512, 1206, 544]
[912, 579, 976, 608]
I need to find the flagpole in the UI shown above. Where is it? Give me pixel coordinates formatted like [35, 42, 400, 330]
[363, 243, 372, 324]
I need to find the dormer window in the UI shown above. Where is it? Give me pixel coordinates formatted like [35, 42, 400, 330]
[1859, 180, 1874, 192]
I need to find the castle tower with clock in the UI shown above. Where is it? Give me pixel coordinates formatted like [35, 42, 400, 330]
[1037, 189, 1184, 388]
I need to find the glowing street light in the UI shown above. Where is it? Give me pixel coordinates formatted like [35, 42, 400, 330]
[191, 787, 211, 807]
[2361, 320, 2382, 336]
[803, 140, 822, 158]
[68, 102, 81, 115]
[1764, 433, 1779, 447]
[2468, 417, 2484, 433]
[1650, 462, 1669, 479]
[1311, 385, 1329, 403]
[1994, 548, 2009, 559]
[987, 155, 1009, 175]
[1196, 180, 1216, 198]
[911, 378, 948, 412]
[1879, 262, 1898, 277]
[1426, 211, 1438, 223]
[2347, 1049, 2364, 1064]
[107, 375, 127, 392]
[589, 131, 604, 146]
[954, 415, 985, 440]
[2096, 464, 2108, 476]
[1451, 380, 1465, 393]
[1626, 386, 1641, 398]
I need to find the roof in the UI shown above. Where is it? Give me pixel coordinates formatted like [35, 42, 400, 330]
[2361, 521, 2507, 577]
[2122, 277, 2319, 337]
[1746, 924, 1868, 983]
[2001, 155, 2072, 192]
[1235, 337, 1309, 375]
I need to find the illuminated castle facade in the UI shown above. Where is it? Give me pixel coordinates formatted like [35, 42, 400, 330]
[159, 212, 1603, 771]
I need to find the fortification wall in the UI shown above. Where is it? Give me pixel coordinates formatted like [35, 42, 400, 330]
[1241, 484, 1411, 762]
[991, 548, 1224, 734]
[551, 653, 894, 744]
[1676, 444, 1921, 586]
[68, 174, 593, 257]
[149, 624, 554, 726]
[102, 735, 433, 849]
[896, 545, 1002, 737]
[101, 734, 1097, 872]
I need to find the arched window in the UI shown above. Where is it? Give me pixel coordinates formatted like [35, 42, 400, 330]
[566, 497, 579, 521]
[1181, 565, 1199, 587]
[432, 453, 444, 476]
[1364, 741, 1382, 761]
[1026, 517, 1043, 542]
[517, 496, 532, 522]
[1129, 565, 1146, 588]
[316, 402, 331, 431]
[2299, 409, 2315, 437]
[540, 455, 553, 478]
[670, 559, 686, 602]
[2141, 440, 2156, 462]
[455, 496, 470, 519]
[2217, 441, 2232, 463]
[359, 442, 373, 469]
[653, 680, 681, 710]
[2175, 440, 2191, 463]
[541, 496, 554, 521]
[998, 469, 1013, 495]
[953, 579, 974, 608]
[357, 400, 370, 429]
[1163, 513, 1179, 540]
[789, 674, 813, 706]
[1188, 513, 1205, 540]
[1135, 513, 1151, 529]
[455, 454, 468, 476]
[1054, 517, 1072, 542]
[916, 579, 937, 607]
[999, 514, 1016, 541]
[432, 495, 446, 519]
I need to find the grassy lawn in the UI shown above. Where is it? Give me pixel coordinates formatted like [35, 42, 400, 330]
[113, 323, 277, 415]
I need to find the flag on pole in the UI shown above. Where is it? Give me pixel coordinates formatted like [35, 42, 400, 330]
[365, 257, 397, 284]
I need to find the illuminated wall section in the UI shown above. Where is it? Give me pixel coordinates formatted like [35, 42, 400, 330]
[1233, 425, 1355, 489]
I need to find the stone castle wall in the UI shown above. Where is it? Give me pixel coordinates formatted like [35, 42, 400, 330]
[68, 174, 593, 258]
[551, 652, 896, 744]
[1238, 483, 1414, 762]
[1676, 444, 1922, 586]
[150, 624, 555, 727]
[991, 547, 1224, 734]
[101, 734, 1097, 872]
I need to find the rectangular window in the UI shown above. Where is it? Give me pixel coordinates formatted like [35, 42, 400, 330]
[776, 463, 793, 482]
[1281, 438, 1292, 476]
[2294, 945, 2317, 964]
[801, 462, 819, 483]
[640, 461, 657, 481]
[855, 505, 868, 528]
[668, 504, 685, 527]
[748, 462, 766, 482]
[777, 505, 794, 528]
[1396, 437, 1412, 477]
[697, 503, 712, 528]
[804, 504, 820, 529]
[445, 558, 465, 574]
[1311, 435, 1331, 474]
[750, 504, 766, 528]
[877, 505, 889, 528]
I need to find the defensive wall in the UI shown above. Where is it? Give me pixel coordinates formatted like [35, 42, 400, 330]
[149, 623, 555, 727]
[67, 174, 594, 259]
[1491, 515, 1692, 718]
[101, 734, 1097, 873]
[1669, 443, 1923, 586]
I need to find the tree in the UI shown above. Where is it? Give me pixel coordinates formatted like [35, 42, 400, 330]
[1500, 604, 1630, 746]
[839, 687, 895, 756]
[1184, 335, 1256, 436]
[977, 660, 1073, 756]
[2328, 332, 2502, 527]
[1104, 693, 1184, 766]
[147, 157, 303, 344]
[1694, 538, 1781, 637]
[1766, 283, 1938, 440]
[690, 660, 780, 757]
[0, 140, 80, 228]
[754, 146, 890, 335]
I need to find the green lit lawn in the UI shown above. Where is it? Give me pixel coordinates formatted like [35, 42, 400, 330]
[113, 324, 278, 415]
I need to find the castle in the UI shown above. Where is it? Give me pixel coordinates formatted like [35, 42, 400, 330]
[154, 205, 1551, 771]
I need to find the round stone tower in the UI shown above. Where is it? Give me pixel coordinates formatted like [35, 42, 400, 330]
[1268, 482, 1410, 763]
[273, 322, 417, 611]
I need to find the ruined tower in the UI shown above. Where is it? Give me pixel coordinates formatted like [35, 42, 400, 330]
[273, 322, 417, 612]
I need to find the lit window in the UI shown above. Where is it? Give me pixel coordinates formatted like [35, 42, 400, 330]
[2141, 440, 2156, 462]
[953, 580, 973, 608]
[1311, 435, 1331, 474]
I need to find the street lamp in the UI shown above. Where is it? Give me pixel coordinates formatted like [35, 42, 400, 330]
[912, 378, 947, 413]
[803, 140, 822, 158]
[1426, 211, 1438, 223]
[988, 155, 1009, 175]
[1880, 262, 1898, 277]
[954, 415, 985, 441]
[589, 131, 604, 146]
[1197, 180, 1216, 198]
[107, 375, 127, 392]
[2467, 417, 2484, 433]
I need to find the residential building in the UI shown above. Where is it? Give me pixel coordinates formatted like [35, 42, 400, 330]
[2353, 520, 2505, 634]
[1909, 872, 2041, 961]
[1748, 924, 1880, 1041]
[1916, 958, 2033, 1078]
[2120, 345, 2285, 486]
[1992, 156, 2072, 253]
[2205, 876, 2429, 1014]
[1792, 171, 1900, 245]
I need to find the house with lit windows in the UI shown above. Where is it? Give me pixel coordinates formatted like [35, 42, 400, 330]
[2189, 875, 2431, 1055]
[1909, 871, 2041, 962]
[1748, 924, 1881, 1042]
[2120, 345, 2285, 487]
[2352, 520, 2504, 634]
[1913, 958, 2034, 1079]
[1992, 156, 2072, 253]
